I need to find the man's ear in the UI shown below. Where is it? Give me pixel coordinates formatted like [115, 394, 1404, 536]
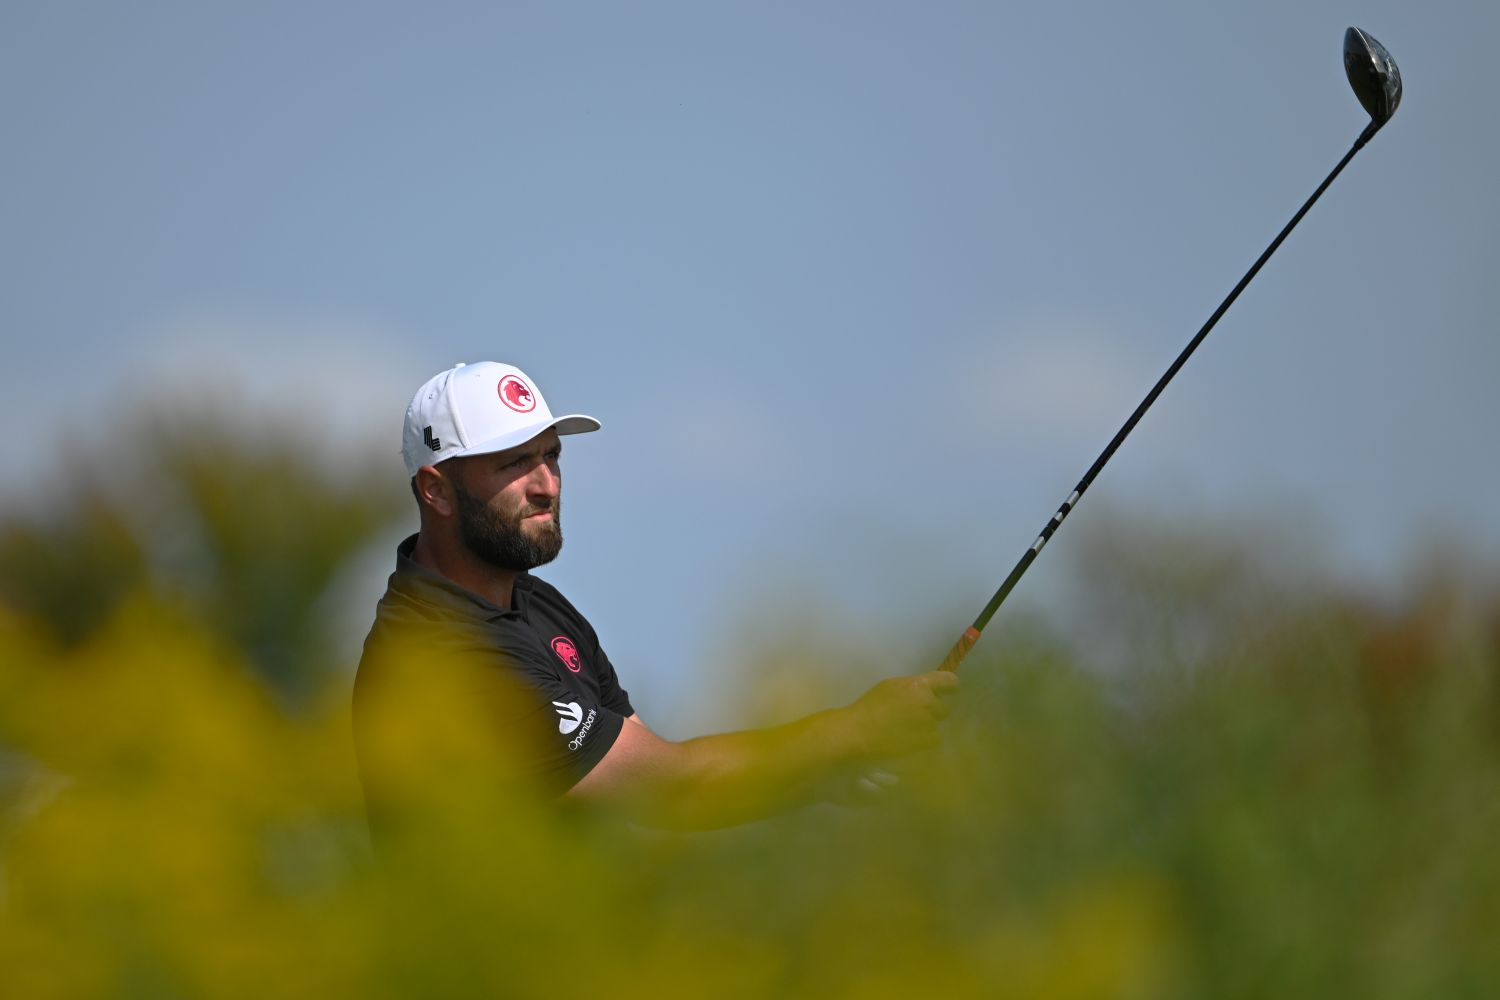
[414, 465, 457, 518]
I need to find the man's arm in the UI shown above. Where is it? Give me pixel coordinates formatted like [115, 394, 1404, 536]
[565, 672, 958, 830]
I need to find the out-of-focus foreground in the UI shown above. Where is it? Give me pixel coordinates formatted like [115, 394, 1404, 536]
[2, 420, 1498, 999]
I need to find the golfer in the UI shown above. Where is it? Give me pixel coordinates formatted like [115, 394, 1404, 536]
[354, 361, 957, 830]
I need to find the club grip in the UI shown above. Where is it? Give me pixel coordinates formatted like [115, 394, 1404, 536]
[937, 627, 982, 672]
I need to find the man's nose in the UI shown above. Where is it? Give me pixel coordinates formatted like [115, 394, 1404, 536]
[527, 461, 560, 499]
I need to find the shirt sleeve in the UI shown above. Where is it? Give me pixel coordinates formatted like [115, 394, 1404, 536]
[588, 635, 634, 718]
[466, 641, 626, 795]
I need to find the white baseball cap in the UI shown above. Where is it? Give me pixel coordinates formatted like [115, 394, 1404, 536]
[402, 362, 601, 477]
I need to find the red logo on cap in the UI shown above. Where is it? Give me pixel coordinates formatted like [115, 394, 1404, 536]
[498, 375, 536, 413]
[551, 636, 581, 673]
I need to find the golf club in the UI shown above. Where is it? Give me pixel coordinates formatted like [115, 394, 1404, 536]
[937, 26, 1402, 673]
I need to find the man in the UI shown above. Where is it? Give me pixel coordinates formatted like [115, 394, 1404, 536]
[353, 361, 957, 832]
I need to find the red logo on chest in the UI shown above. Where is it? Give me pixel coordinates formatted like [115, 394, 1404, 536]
[551, 636, 582, 673]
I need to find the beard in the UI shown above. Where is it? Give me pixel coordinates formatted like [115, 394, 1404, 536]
[451, 479, 563, 572]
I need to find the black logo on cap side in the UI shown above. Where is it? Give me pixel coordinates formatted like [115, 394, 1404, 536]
[423, 426, 441, 451]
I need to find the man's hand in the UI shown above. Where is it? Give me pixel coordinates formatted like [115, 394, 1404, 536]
[842, 671, 960, 761]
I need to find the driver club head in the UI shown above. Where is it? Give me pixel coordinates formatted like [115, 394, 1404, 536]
[1344, 27, 1402, 129]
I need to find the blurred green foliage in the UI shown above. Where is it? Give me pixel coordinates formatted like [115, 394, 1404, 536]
[0, 414, 404, 701]
[1, 417, 1498, 997]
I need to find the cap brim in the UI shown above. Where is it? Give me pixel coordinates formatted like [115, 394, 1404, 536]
[444, 413, 601, 465]
[550, 414, 602, 437]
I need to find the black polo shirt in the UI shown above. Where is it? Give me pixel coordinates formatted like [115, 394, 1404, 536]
[353, 535, 633, 804]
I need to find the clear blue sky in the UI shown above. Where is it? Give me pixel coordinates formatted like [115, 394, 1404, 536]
[4, 2, 1495, 728]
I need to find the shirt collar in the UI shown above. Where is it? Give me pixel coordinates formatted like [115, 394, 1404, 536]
[392, 533, 534, 621]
